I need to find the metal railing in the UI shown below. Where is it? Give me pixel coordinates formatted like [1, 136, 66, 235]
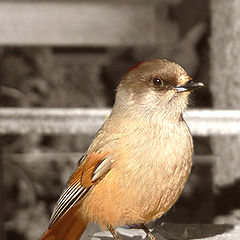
[0, 108, 240, 136]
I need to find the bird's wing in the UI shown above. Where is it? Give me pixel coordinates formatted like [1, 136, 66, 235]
[49, 151, 111, 227]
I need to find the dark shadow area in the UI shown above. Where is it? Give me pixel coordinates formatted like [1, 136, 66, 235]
[0, 155, 6, 240]
[193, 137, 212, 155]
[215, 178, 240, 215]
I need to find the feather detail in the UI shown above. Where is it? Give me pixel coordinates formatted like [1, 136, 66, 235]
[78, 154, 87, 166]
[49, 184, 90, 226]
[81, 152, 110, 187]
[91, 156, 112, 182]
[47, 151, 111, 228]
[40, 203, 87, 240]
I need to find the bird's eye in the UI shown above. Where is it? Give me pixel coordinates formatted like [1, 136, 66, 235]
[153, 77, 164, 87]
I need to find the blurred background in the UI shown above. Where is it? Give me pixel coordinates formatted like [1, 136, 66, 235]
[0, 0, 240, 239]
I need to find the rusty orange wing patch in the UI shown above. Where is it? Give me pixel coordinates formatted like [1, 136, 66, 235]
[80, 152, 111, 187]
[49, 151, 111, 227]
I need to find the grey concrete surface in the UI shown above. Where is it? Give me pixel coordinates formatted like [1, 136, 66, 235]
[83, 223, 240, 240]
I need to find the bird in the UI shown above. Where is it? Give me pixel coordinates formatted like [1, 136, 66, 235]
[40, 59, 204, 240]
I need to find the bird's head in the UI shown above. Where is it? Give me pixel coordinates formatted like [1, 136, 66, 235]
[114, 59, 204, 119]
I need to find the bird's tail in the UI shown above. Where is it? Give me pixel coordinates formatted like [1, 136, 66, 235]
[40, 205, 87, 240]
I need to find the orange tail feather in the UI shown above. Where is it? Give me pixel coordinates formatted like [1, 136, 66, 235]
[40, 205, 87, 240]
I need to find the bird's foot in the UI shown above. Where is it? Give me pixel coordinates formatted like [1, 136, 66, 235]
[108, 225, 122, 240]
[140, 223, 172, 240]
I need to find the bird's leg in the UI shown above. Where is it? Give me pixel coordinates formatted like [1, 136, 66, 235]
[107, 225, 121, 240]
[140, 224, 157, 240]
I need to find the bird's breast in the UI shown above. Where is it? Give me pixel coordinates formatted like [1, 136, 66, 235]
[113, 120, 193, 222]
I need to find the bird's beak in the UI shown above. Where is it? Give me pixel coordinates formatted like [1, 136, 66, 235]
[175, 81, 204, 93]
